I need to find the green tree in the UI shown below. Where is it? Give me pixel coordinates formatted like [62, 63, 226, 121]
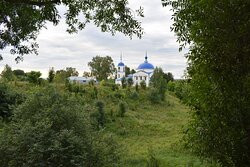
[47, 67, 55, 83]
[95, 100, 106, 128]
[130, 69, 136, 74]
[163, 72, 174, 83]
[127, 77, 134, 87]
[1, 0, 143, 61]
[1, 64, 15, 81]
[121, 77, 127, 89]
[0, 83, 23, 120]
[26, 71, 42, 84]
[88, 56, 115, 81]
[66, 67, 79, 76]
[125, 66, 130, 77]
[163, 0, 250, 166]
[118, 101, 127, 117]
[13, 69, 25, 77]
[150, 67, 167, 100]
[0, 88, 120, 166]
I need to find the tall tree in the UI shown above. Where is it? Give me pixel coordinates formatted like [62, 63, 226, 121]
[125, 66, 130, 77]
[163, 72, 174, 83]
[88, 56, 115, 81]
[1, 64, 15, 81]
[47, 67, 55, 83]
[0, 0, 143, 61]
[163, 0, 250, 166]
[150, 67, 167, 100]
[26, 71, 42, 84]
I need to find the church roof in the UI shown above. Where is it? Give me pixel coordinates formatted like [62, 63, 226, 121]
[118, 62, 125, 66]
[137, 55, 154, 70]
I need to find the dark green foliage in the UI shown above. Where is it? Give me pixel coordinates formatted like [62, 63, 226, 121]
[54, 68, 78, 83]
[47, 68, 55, 83]
[135, 83, 139, 92]
[26, 71, 42, 84]
[1, 64, 15, 81]
[118, 101, 127, 117]
[163, 72, 174, 83]
[167, 81, 175, 92]
[88, 56, 115, 81]
[95, 100, 106, 128]
[130, 91, 139, 100]
[13, 69, 26, 81]
[121, 77, 127, 88]
[13, 69, 25, 77]
[164, 0, 250, 166]
[0, 83, 23, 120]
[140, 80, 146, 90]
[125, 66, 130, 77]
[130, 69, 136, 74]
[1, 0, 143, 61]
[148, 88, 161, 104]
[127, 77, 133, 87]
[150, 67, 167, 101]
[0, 88, 119, 166]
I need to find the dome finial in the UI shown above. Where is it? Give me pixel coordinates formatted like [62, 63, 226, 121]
[145, 51, 148, 63]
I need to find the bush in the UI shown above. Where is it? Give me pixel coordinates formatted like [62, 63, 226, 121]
[0, 88, 119, 167]
[118, 101, 127, 117]
[140, 80, 146, 90]
[148, 88, 161, 104]
[95, 100, 106, 128]
[130, 91, 139, 100]
[0, 83, 24, 120]
[135, 83, 139, 92]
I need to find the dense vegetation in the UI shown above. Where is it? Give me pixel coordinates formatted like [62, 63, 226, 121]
[163, 0, 250, 166]
[0, 64, 217, 166]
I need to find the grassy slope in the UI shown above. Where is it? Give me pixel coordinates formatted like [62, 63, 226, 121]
[105, 93, 210, 167]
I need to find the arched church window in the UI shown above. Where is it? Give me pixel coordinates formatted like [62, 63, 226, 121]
[140, 76, 142, 80]
[144, 76, 147, 80]
[118, 67, 120, 71]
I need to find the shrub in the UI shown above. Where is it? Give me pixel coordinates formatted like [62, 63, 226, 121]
[95, 100, 106, 128]
[148, 88, 161, 104]
[0, 83, 24, 121]
[140, 80, 146, 90]
[130, 91, 139, 100]
[0, 88, 119, 167]
[118, 101, 127, 117]
[121, 77, 127, 89]
[127, 77, 133, 87]
[135, 83, 139, 92]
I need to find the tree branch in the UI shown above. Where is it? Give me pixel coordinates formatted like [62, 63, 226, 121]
[6, 0, 61, 6]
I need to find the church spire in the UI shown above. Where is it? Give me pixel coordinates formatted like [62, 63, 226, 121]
[145, 51, 148, 63]
[120, 52, 123, 62]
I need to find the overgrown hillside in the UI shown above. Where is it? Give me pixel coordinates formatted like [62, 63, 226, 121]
[0, 81, 216, 166]
[104, 92, 213, 166]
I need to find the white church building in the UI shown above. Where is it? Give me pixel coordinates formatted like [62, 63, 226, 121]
[115, 54, 155, 87]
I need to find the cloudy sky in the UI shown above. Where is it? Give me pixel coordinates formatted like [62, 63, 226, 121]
[0, 0, 188, 79]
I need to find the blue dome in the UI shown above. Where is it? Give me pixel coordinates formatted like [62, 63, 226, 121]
[137, 55, 154, 70]
[137, 62, 154, 70]
[118, 62, 124, 66]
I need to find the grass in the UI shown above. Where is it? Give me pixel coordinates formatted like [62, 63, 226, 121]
[105, 93, 212, 167]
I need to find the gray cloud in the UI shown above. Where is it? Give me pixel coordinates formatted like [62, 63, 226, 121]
[0, 0, 187, 79]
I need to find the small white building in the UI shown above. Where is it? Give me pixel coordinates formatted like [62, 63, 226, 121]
[115, 54, 155, 87]
[68, 76, 97, 84]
